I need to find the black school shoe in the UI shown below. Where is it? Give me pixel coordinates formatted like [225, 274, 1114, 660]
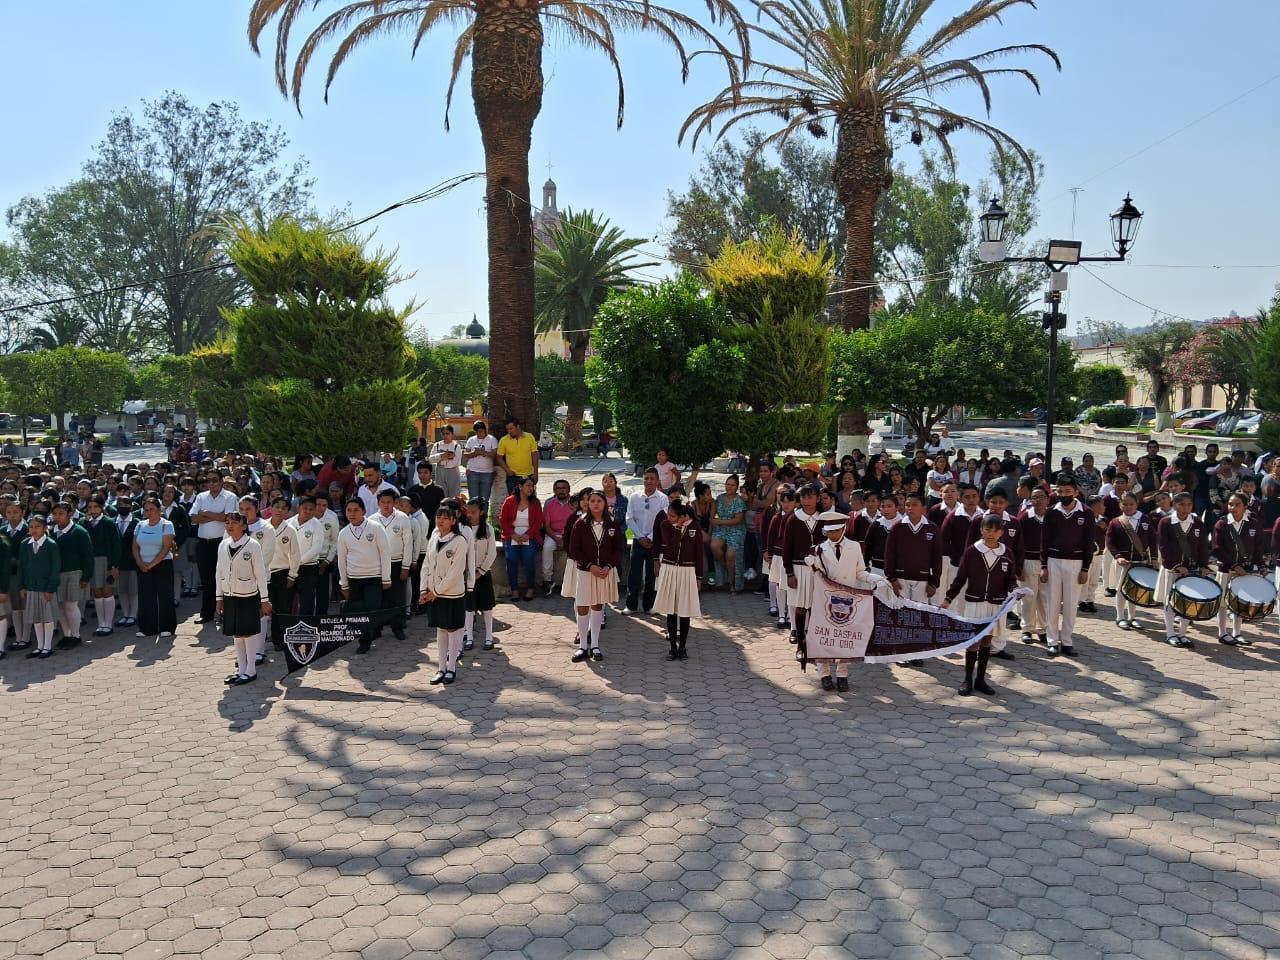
[820, 676, 834, 691]
[991, 649, 1016, 661]
[835, 677, 849, 692]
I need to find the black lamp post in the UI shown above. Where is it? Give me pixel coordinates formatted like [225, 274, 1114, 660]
[978, 194, 1144, 468]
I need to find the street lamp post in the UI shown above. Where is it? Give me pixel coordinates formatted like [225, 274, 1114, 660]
[978, 195, 1144, 469]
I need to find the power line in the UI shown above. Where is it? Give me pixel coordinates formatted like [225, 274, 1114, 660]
[1078, 266, 1194, 322]
[0, 173, 485, 318]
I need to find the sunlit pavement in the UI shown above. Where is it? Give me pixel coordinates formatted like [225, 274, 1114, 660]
[1, 582, 1277, 960]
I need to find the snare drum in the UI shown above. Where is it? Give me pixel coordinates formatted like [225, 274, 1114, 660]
[1168, 576, 1223, 622]
[1226, 573, 1277, 622]
[1120, 564, 1160, 608]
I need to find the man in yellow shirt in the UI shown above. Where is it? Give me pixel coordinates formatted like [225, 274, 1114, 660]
[496, 417, 539, 495]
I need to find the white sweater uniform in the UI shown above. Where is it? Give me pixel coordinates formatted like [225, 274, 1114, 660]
[314, 508, 340, 563]
[338, 521, 391, 589]
[372, 509, 414, 565]
[267, 518, 298, 575]
[290, 516, 327, 569]
[216, 536, 269, 599]
[408, 510, 431, 567]
[471, 531, 497, 577]
[423, 531, 474, 599]
[246, 519, 276, 570]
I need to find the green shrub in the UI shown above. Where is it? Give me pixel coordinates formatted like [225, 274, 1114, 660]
[1257, 418, 1280, 452]
[247, 379, 419, 456]
[724, 406, 834, 456]
[204, 428, 251, 453]
[1086, 406, 1135, 428]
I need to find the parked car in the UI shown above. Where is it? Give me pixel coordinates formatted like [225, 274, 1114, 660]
[1131, 406, 1157, 427]
[1172, 407, 1219, 426]
[1235, 413, 1263, 435]
[1180, 408, 1260, 431]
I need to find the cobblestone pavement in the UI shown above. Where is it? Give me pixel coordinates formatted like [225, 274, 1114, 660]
[1, 588, 1278, 960]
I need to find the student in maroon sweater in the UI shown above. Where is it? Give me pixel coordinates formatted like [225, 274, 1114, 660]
[963, 488, 1023, 657]
[939, 484, 982, 600]
[1015, 488, 1049, 644]
[942, 515, 1019, 697]
[884, 493, 942, 603]
[1106, 491, 1155, 631]
[926, 483, 958, 528]
[1038, 474, 1094, 657]
[861, 495, 900, 572]
[653, 501, 706, 660]
[845, 491, 880, 543]
[1077, 496, 1109, 614]
[782, 484, 824, 647]
[1212, 491, 1265, 646]
[1155, 492, 1211, 648]
[764, 487, 796, 628]
[568, 492, 624, 662]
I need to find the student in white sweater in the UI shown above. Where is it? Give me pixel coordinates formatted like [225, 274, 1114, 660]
[241, 496, 275, 667]
[463, 498, 499, 650]
[371, 489, 412, 641]
[420, 504, 474, 686]
[216, 513, 271, 686]
[337, 498, 392, 653]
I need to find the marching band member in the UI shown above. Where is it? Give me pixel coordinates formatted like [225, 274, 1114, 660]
[807, 509, 864, 693]
[1213, 492, 1264, 646]
[50, 502, 92, 650]
[1106, 491, 1155, 631]
[241, 496, 275, 665]
[19, 514, 59, 659]
[782, 484, 824, 651]
[371, 490, 411, 641]
[653, 501, 705, 661]
[943, 515, 1018, 697]
[569, 491, 624, 663]
[215, 513, 271, 686]
[464, 498, 498, 650]
[1155, 492, 1210, 648]
[765, 488, 796, 630]
[1039, 474, 1094, 658]
[337, 497, 392, 654]
[1077, 496, 1109, 614]
[420, 503, 473, 685]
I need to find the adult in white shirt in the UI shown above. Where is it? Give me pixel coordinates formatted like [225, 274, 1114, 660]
[357, 464, 398, 516]
[429, 425, 463, 498]
[624, 467, 669, 613]
[462, 420, 498, 503]
[191, 470, 242, 623]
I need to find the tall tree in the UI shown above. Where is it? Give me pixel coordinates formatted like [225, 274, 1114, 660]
[22, 346, 131, 434]
[411, 342, 489, 418]
[248, 0, 747, 435]
[535, 209, 654, 444]
[1123, 318, 1195, 429]
[682, 0, 1057, 451]
[85, 92, 313, 354]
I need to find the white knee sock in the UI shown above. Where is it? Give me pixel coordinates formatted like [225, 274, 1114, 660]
[482, 610, 494, 639]
[60, 602, 81, 638]
[575, 611, 591, 648]
[103, 596, 115, 628]
[233, 636, 250, 676]
[588, 608, 604, 649]
[1164, 607, 1181, 637]
[11, 610, 27, 647]
[93, 597, 106, 625]
[768, 581, 778, 608]
[464, 610, 474, 640]
[447, 629, 465, 669]
[818, 662, 831, 678]
[37, 622, 55, 652]
[436, 629, 450, 667]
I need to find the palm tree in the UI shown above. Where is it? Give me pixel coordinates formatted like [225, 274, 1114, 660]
[25, 310, 88, 351]
[535, 209, 655, 444]
[248, 0, 747, 433]
[682, 0, 1058, 449]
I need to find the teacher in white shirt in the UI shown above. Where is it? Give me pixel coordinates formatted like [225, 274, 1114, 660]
[462, 420, 498, 503]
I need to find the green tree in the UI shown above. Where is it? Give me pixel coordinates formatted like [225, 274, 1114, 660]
[683, 0, 1057, 449]
[189, 338, 250, 430]
[1123, 319, 1195, 429]
[22, 346, 131, 433]
[411, 342, 489, 417]
[534, 354, 592, 436]
[535, 209, 655, 444]
[1251, 289, 1280, 450]
[1074, 365, 1128, 405]
[706, 226, 833, 459]
[249, 0, 747, 439]
[830, 305, 1073, 449]
[221, 218, 420, 455]
[587, 276, 745, 467]
[0, 354, 40, 442]
[136, 354, 197, 426]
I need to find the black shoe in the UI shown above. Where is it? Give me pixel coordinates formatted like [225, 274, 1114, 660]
[1105, 589, 1117, 597]
[973, 677, 995, 695]
[820, 676, 834, 691]
[255, 653, 266, 665]
[591, 647, 603, 661]
[463, 636, 474, 651]
[1061, 646, 1078, 658]
[572, 649, 589, 663]
[958, 679, 974, 696]
[56, 636, 76, 649]
[442, 671, 456, 685]
[224, 674, 240, 684]
[1006, 614, 1021, 629]
[1219, 635, 1242, 646]
[9, 640, 30, 649]
[1235, 635, 1253, 646]
[194, 616, 214, 625]
[1038, 633, 1047, 645]
[788, 632, 798, 645]
[905, 659, 928, 670]
[482, 639, 495, 651]
[666, 649, 679, 661]
[430, 670, 447, 684]
[677, 647, 688, 660]
[392, 627, 406, 642]
[230, 674, 257, 685]
[991, 649, 1015, 661]
[38, 649, 52, 659]
[1046, 644, 1061, 658]
[835, 677, 849, 692]
[25, 650, 40, 659]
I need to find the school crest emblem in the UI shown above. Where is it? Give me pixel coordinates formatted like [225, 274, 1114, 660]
[283, 620, 321, 666]
[826, 592, 862, 626]
[366, 533, 375, 541]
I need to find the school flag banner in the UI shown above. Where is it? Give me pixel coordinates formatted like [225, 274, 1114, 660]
[273, 614, 375, 674]
[806, 572, 1024, 664]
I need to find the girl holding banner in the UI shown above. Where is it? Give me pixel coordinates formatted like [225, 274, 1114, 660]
[942, 515, 1019, 697]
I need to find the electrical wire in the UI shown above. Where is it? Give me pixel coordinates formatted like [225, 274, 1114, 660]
[1078, 266, 1194, 323]
[0, 172, 485, 318]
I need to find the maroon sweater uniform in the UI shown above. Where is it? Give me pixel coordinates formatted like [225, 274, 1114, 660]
[781, 510, 823, 577]
[1156, 514, 1210, 571]
[845, 510, 875, 544]
[940, 507, 982, 566]
[862, 518, 896, 569]
[1102, 495, 1122, 522]
[1016, 509, 1046, 567]
[569, 516, 625, 571]
[1105, 514, 1154, 563]
[945, 544, 1019, 604]
[655, 519, 706, 577]
[1089, 513, 1108, 561]
[1212, 516, 1265, 572]
[1040, 502, 1095, 572]
[926, 502, 952, 528]
[562, 512, 584, 564]
[764, 509, 789, 561]
[964, 510, 1024, 569]
[883, 518, 943, 587]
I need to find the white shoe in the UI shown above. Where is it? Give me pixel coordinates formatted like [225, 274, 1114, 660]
[744, 568, 757, 581]
[135, 631, 146, 638]
[160, 631, 172, 638]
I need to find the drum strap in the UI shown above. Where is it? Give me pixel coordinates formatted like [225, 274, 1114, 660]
[1171, 524, 1195, 567]
[1226, 524, 1250, 569]
[1123, 521, 1148, 563]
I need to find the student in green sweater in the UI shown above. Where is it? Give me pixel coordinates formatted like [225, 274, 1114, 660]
[19, 514, 60, 658]
[50, 502, 93, 649]
[3, 502, 28, 651]
[0, 528, 10, 659]
[84, 496, 122, 637]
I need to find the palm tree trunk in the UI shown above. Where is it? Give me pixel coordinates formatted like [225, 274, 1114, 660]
[474, 7, 544, 434]
[833, 110, 892, 456]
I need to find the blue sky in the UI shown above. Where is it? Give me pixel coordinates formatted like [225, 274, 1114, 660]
[2, 0, 1278, 339]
